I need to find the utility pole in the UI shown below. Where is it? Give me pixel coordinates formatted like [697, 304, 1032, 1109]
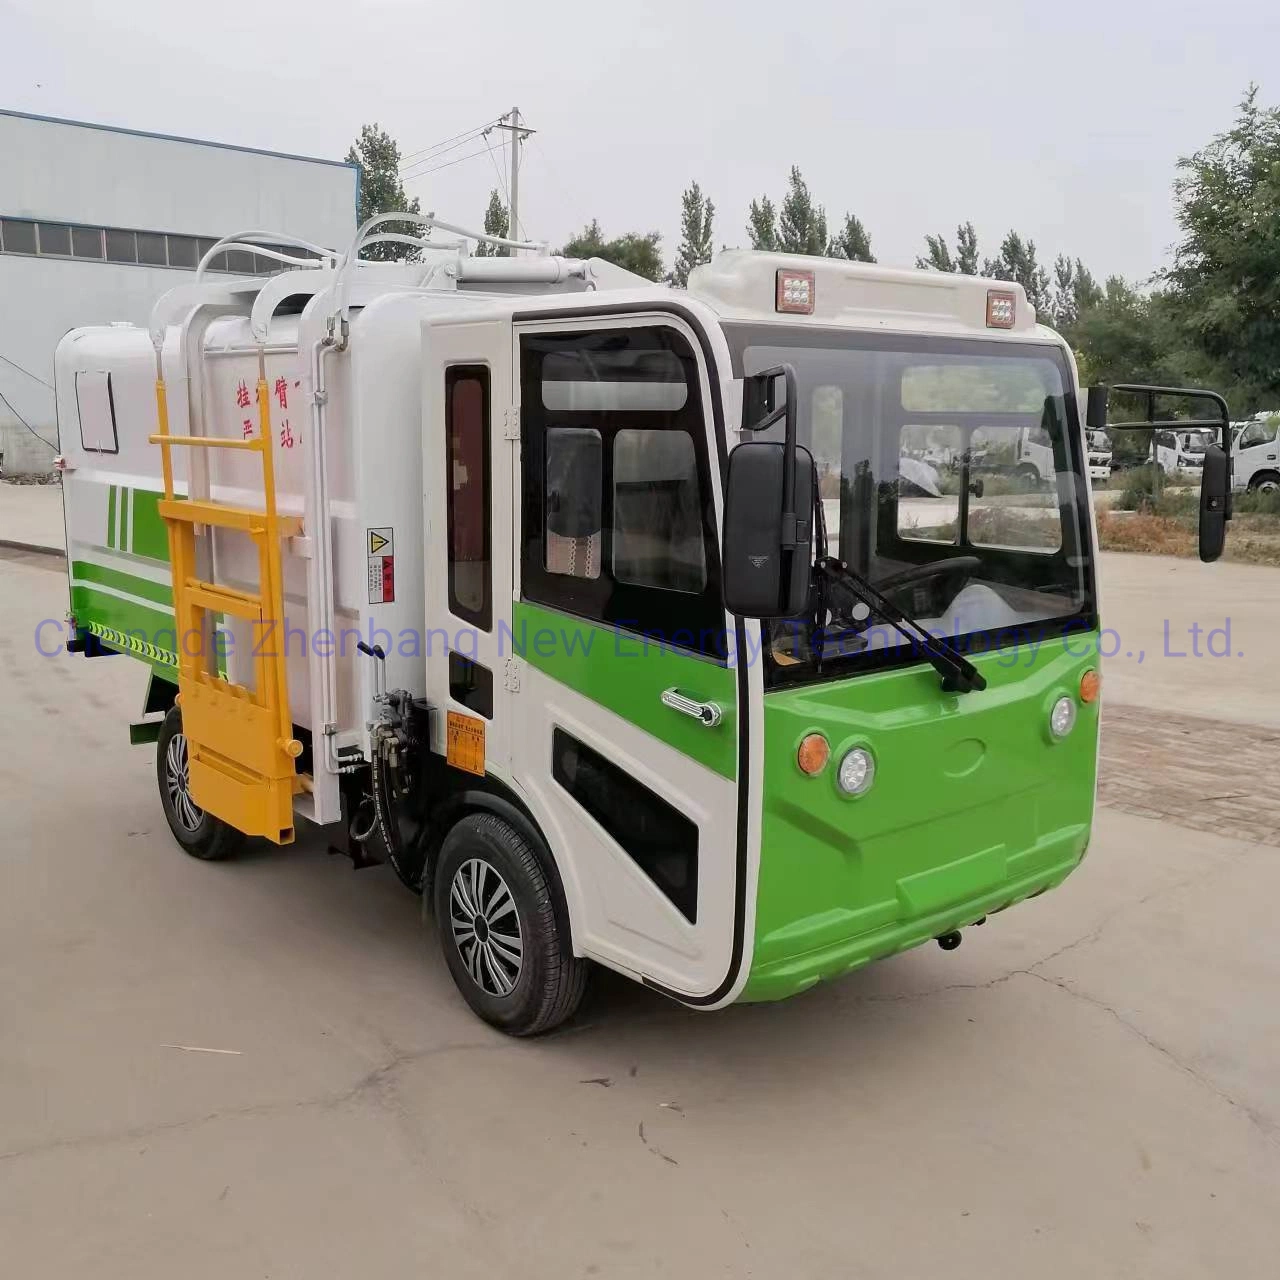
[494, 107, 534, 253]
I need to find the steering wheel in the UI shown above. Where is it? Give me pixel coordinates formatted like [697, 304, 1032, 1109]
[874, 556, 982, 595]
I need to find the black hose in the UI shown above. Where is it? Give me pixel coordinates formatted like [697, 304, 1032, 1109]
[370, 733, 420, 890]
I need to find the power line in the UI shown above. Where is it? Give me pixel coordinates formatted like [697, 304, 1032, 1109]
[399, 117, 503, 174]
[403, 144, 498, 183]
[0, 351, 54, 390]
[0, 385, 57, 451]
[483, 131, 509, 203]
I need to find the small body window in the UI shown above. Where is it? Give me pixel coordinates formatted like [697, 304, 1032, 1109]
[105, 230, 137, 263]
[76, 371, 119, 454]
[445, 366, 491, 630]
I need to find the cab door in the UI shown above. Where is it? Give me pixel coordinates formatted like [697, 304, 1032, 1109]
[423, 318, 514, 778]
[507, 313, 745, 1002]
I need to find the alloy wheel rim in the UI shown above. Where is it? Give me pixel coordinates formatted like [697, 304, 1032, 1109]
[165, 732, 204, 833]
[450, 857, 524, 997]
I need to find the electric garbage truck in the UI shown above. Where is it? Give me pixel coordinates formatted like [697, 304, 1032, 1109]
[55, 216, 1235, 1034]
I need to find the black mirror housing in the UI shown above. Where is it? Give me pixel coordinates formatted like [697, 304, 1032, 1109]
[1085, 385, 1109, 431]
[1199, 443, 1229, 563]
[722, 443, 815, 618]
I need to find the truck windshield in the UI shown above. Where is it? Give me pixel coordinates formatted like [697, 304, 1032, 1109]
[724, 325, 1095, 685]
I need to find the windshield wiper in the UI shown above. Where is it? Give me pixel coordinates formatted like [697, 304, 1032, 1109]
[815, 556, 987, 695]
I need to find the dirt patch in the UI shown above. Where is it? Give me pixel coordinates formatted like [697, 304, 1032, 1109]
[1100, 701, 1280, 845]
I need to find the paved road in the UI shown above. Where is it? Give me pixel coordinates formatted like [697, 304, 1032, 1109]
[2, 550, 1278, 1278]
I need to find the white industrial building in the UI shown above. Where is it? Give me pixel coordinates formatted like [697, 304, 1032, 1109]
[0, 109, 357, 473]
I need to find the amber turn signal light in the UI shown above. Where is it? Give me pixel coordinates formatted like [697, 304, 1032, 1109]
[797, 733, 831, 775]
[1079, 669, 1101, 704]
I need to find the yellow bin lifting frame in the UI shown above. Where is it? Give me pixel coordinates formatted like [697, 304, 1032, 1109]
[151, 364, 303, 845]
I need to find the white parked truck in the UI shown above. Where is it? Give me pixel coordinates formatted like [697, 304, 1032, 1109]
[55, 219, 1233, 1033]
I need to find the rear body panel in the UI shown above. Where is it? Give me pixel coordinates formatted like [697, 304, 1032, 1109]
[744, 631, 1099, 1001]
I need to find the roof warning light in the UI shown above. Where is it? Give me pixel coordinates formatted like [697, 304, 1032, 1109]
[776, 268, 816, 315]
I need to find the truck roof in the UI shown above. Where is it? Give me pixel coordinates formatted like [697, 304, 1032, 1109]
[687, 250, 1050, 341]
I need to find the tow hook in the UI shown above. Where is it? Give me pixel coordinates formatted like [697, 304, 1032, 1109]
[936, 930, 963, 952]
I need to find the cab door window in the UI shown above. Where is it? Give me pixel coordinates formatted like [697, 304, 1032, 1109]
[520, 325, 724, 657]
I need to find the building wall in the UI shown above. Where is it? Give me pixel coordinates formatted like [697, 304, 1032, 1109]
[0, 110, 356, 473]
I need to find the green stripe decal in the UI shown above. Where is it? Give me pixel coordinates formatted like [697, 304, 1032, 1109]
[512, 600, 736, 778]
[130, 488, 173, 562]
[106, 485, 117, 550]
[71, 560, 173, 606]
[119, 487, 130, 553]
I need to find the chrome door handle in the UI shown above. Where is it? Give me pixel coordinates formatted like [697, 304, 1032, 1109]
[660, 688, 723, 728]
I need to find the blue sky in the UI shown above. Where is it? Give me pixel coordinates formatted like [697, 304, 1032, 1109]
[3, 0, 1276, 282]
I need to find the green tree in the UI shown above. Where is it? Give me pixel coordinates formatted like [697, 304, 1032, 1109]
[1164, 85, 1280, 410]
[560, 220, 664, 281]
[829, 212, 875, 263]
[777, 167, 828, 255]
[1049, 255, 1104, 333]
[670, 181, 715, 287]
[345, 123, 422, 261]
[984, 231, 1051, 316]
[474, 188, 509, 257]
[916, 233, 955, 272]
[746, 195, 778, 250]
[917, 222, 980, 274]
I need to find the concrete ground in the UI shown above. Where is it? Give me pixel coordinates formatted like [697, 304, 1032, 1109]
[0, 477, 66, 554]
[3, 544, 1280, 1278]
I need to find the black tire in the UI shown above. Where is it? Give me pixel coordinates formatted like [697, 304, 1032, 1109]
[1248, 471, 1280, 494]
[156, 706, 246, 861]
[431, 813, 588, 1036]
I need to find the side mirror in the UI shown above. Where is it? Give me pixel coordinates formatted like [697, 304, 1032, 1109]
[1199, 444, 1229, 563]
[722, 443, 815, 618]
[1085, 386, 1109, 431]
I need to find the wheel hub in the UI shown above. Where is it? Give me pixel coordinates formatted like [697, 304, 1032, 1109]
[165, 732, 205, 833]
[449, 857, 524, 997]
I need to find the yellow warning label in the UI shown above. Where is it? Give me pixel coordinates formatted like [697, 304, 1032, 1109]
[446, 711, 486, 777]
[368, 530, 389, 555]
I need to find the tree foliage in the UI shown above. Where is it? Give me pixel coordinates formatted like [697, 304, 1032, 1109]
[1164, 85, 1280, 407]
[345, 123, 421, 261]
[747, 168, 874, 261]
[830, 213, 876, 263]
[560, 220, 664, 281]
[983, 231, 1052, 317]
[917, 222, 979, 274]
[474, 189, 509, 257]
[670, 181, 715, 287]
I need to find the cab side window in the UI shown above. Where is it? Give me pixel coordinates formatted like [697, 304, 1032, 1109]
[1239, 421, 1277, 450]
[520, 325, 724, 657]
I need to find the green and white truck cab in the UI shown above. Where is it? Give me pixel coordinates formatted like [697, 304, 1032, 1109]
[56, 221, 1233, 1033]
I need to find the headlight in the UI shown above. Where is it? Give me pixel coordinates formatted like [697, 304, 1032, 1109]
[1049, 696, 1077, 740]
[837, 747, 876, 795]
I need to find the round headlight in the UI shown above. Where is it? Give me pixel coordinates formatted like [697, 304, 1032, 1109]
[837, 747, 876, 796]
[1049, 696, 1077, 740]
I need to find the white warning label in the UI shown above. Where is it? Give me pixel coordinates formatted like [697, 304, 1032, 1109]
[367, 526, 395, 604]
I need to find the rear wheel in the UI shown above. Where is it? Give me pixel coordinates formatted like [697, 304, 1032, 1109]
[156, 706, 245, 861]
[431, 813, 587, 1036]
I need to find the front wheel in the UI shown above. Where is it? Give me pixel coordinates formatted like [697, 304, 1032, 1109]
[431, 813, 588, 1036]
[1248, 472, 1280, 495]
[156, 706, 245, 861]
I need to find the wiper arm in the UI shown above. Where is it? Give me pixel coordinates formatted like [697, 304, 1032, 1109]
[815, 556, 987, 694]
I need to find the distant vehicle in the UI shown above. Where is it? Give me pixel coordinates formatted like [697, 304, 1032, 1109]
[1014, 425, 1055, 486]
[1232, 414, 1280, 492]
[1085, 430, 1112, 483]
[1152, 428, 1211, 480]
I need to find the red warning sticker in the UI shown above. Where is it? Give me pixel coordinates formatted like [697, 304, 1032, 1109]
[367, 527, 395, 604]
